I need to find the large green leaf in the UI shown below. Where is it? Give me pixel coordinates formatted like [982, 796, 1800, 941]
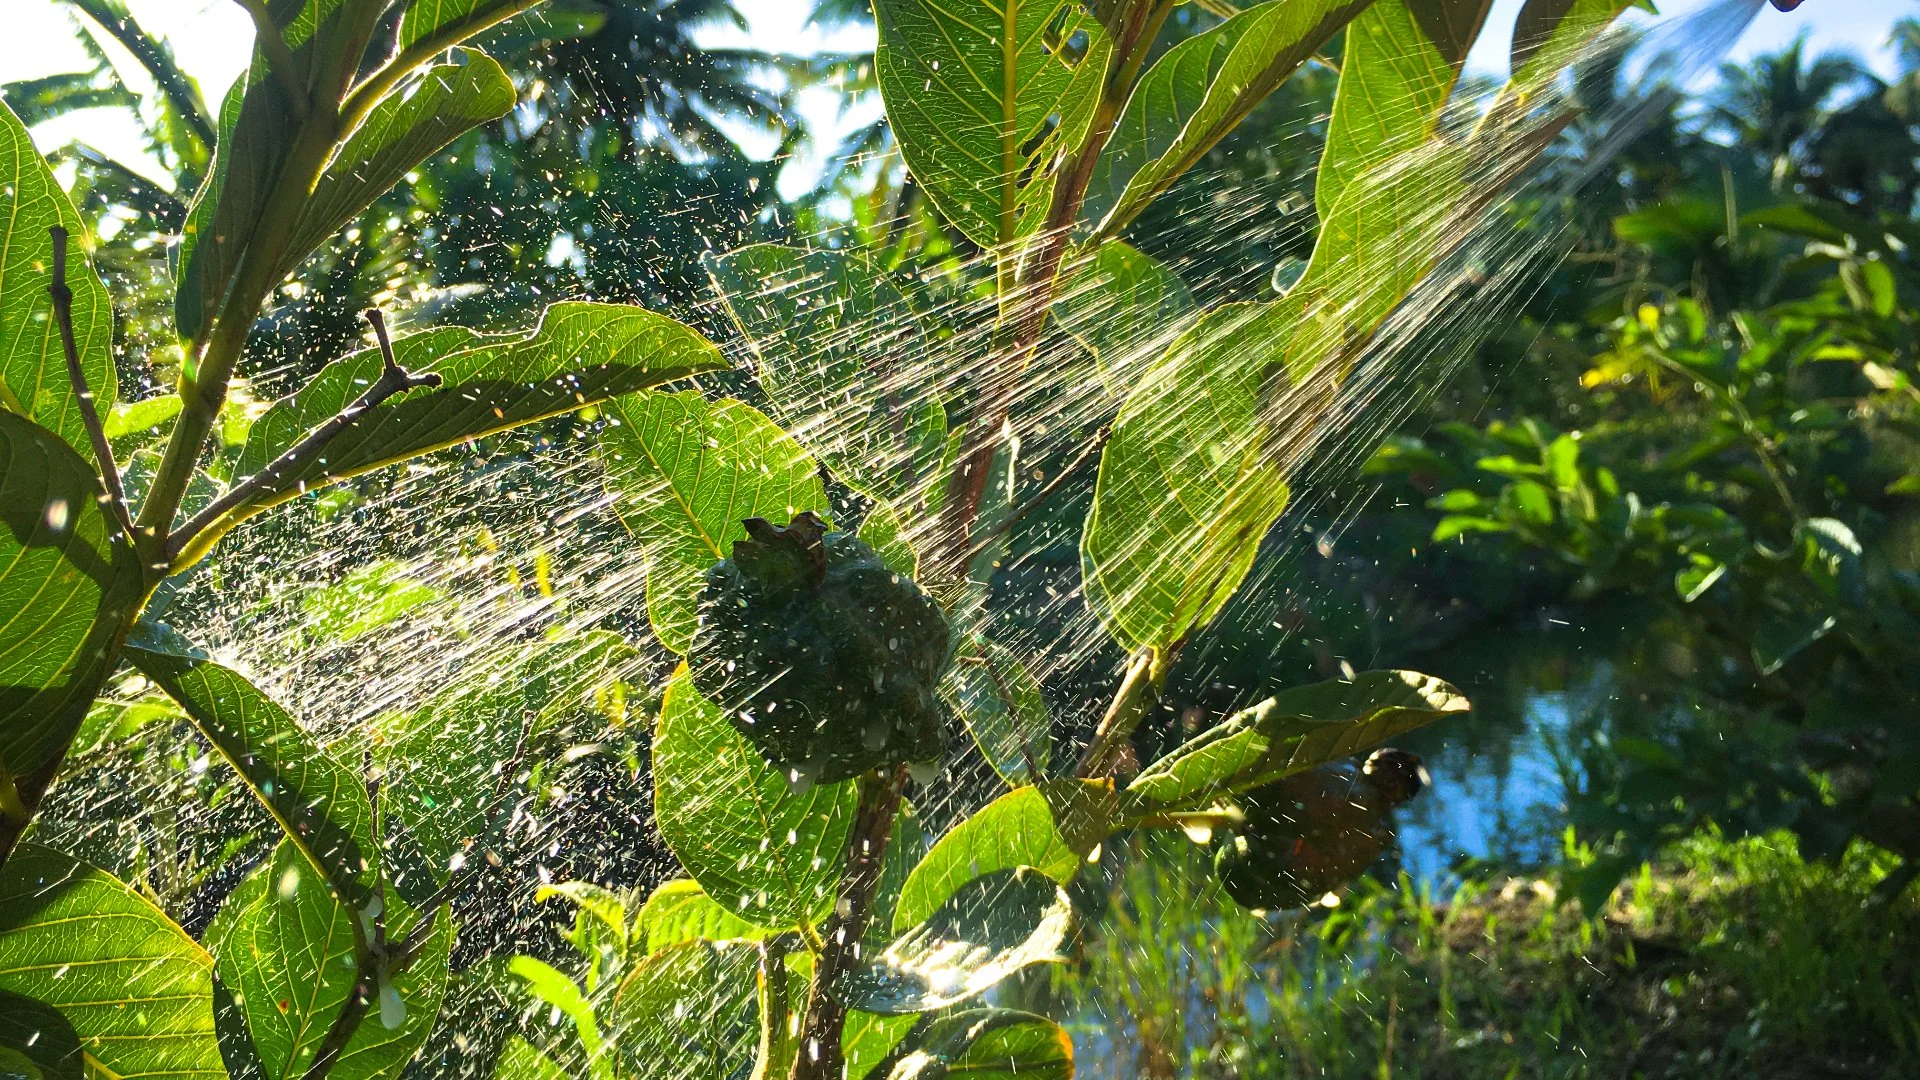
[704, 244, 946, 506]
[1051, 241, 1196, 395]
[500, 957, 610, 1080]
[651, 667, 857, 931]
[174, 0, 391, 343]
[635, 879, 774, 954]
[399, 0, 538, 48]
[1079, 302, 1295, 653]
[282, 52, 517, 266]
[127, 643, 380, 909]
[0, 844, 221, 1079]
[1510, 0, 1640, 87]
[1082, 0, 1372, 235]
[888, 1009, 1072, 1080]
[598, 392, 826, 654]
[0, 100, 116, 457]
[836, 868, 1072, 1014]
[0, 412, 141, 781]
[1315, 0, 1494, 216]
[894, 780, 1115, 932]
[1126, 670, 1468, 810]
[873, 0, 1109, 248]
[218, 304, 721, 532]
[606, 940, 760, 1080]
[375, 631, 638, 905]
[208, 842, 452, 1080]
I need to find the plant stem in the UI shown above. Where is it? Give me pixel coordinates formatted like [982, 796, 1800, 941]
[961, 425, 1110, 566]
[47, 226, 135, 542]
[789, 766, 907, 1080]
[1074, 646, 1169, 779]
[169, 308, 441, 570]
[935, 0, 1172, 574]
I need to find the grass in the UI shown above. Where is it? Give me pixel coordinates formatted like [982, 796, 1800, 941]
[1058, 830, 1920, 1078]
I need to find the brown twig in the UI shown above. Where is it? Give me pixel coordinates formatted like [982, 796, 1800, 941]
[790, 766, 908, 1080]
[168, 308, 441, 568]
[961, 425, 1110, 566]
[47, 226, 134, 540]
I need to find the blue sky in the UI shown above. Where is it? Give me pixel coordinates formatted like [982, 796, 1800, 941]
[3, 0, 1911, 197]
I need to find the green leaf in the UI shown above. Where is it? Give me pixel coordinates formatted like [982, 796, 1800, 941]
[0, 412, 142, 780]
[942, 639, 1051, 787]
[1080, 303, 1295, 652]
[298, 561, 441, 646]
[1510, 0, 1640, 87]
[127, 644, 380, 909]
[873, 0, 1109, 248]
[1126, 670, 1468, 810]
[494, 1037, 569, 1080]
[836, 868, 1072, 1014]
[0, 989, 82, 1080]
[399, 0, 534, 48]
[375, 632, 638, 905]
[599, 392, 826, 654]
[174, 0, 392, 343]
[1315, 0, 1494, 217]
[859, 500, 920, 579]
[888, 1009, 1072, 1080]
[209, 843, 451, 1080]
[0, 844, 221, 1079]
[501, 957, 609, 1080]
[282, 53, 516, 265]
[1052, 241, 1196, 395]
[635, 879, 774, 955]
[221, 305, 722, 532]
[652, 667, 857, 930]
[606, 941, 760, 1080]
[73, 692, 187, 755]
[895, 780, 1115, 932]
[104, 394, 184, 446]
[845, 1012, 918, 1080]
[1, 101, 117, 457]
[1082, 0, 1372, 235]
[704, 244, 947, 507]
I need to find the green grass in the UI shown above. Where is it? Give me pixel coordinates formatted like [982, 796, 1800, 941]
[1058, 830, 1920, 1078]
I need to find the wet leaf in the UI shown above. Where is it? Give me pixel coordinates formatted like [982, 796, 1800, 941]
[836, 868, 1073, 1014]
[873, 0, 1109, 247]
[607, 940, 760, 1080]
[599, 392, 825, 654]
[636, 879, 774, 954]
[887, 1009, 1072, 1079]
[0, 413, 142, 780]
[128, 643, 381, 909]
[215, 305, 722, 549]
[1128, 670, 1468, 810]
[207, 842, 452, 1080]
[942, 640, 1052, 787]
[895, 780, 1115, 931]
[282, 53, 516, 266]
[0, 844, 220, 1079]
[494, 1037, 569, 1080]
[0, 100, 116, 455]
[1052, 241, 1196, 395]
[652, 667, 856, 931]
[1083, 0, 1372, 234]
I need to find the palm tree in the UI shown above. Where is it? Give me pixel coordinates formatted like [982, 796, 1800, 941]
[524, 0, 794, 163]
[1710, 36, 1867, 191]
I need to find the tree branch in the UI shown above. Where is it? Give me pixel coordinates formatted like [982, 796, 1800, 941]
[962, 426, 1109, 566]
[48, 226, 134, 541]
[168, 308, 441, 569]
[790, 766, 908, 1080]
